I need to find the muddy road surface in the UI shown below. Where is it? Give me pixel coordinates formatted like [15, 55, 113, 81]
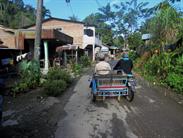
[55, 74, 183, 138]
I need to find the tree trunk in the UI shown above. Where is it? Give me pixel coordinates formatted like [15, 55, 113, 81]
[34, 0, 43, 61]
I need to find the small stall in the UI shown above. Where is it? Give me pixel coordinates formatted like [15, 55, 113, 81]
[56, 44, 78, 66]
[109, 46, 119, 59]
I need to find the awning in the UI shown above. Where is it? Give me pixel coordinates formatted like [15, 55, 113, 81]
[109, 46, 119, 50]
[56, 44, 78, 52]
[18, 29, 73, 44]
[142, 33, 152, 40]
[101, 45, 109, 52]
[0, 45, 8, 48]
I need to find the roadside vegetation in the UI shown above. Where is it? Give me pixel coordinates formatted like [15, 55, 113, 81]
[43, 55, 91, 96]
[0, 0, 50, 28]
[11, 60, 40, 97]
[11, 55, 91, 97]
[43, 68, 71, 96]
[83, 0, 183, 94]
[133, 1, 183, 94]
[4, 0, 183, 95]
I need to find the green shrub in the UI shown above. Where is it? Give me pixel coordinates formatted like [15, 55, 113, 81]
[174, 55, 183, 73]
[143, 55, 160, 76]
[47, 68, 71, 84]
[11, 60, 40, 97]
[165, 54, 183, 93]
[143, 52, 174, 79]
[166, 72, 183, 93]
[43, 67, 72, 96]
[43, 80, 67, 96]
[80, 55, 91, 67]
[136, 49, 183, 94]
[129, 51, 138, 60]
[19, 60, 40, 86]
[70, 62, 82, 75]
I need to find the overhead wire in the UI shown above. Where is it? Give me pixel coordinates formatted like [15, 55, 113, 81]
[66, 1, 75, 16]
[95, 0, 102, 8]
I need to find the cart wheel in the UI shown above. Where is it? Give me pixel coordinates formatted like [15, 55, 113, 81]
[126, 87, 134, 102]
[92, 94, 96, 102]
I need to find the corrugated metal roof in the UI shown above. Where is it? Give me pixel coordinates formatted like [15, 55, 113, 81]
[56, 44, 78, 52]
[142, 34, 152, 40]
[109, 46, 119, 50]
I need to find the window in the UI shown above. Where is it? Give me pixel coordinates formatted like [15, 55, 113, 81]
[84, 29, 93, 37]
[55, 28, 63, 32]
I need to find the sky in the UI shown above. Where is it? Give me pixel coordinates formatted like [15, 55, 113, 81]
[23, 0, 183, 21]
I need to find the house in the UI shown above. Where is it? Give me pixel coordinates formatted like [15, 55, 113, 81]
[142, 33, 152, 46]
[0, 25, 18, 49]
[83, 26, 103, 61]
[0, 24, 73, 73]
[0, 17, 104, 73]
[25, 18, 103, 61]
[0, 25, 21, 59]
[0, 25, 21, 75]
[108, 46, 119, 58]
[26, 18, 84, 48]
[16, 29, 73, 73]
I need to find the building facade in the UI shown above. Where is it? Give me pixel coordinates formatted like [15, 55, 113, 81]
[26, 18, 104, 61]
[27, 18, 84, 49]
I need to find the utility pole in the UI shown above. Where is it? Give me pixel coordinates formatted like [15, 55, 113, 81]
[34, 0, 43, 61]
[34, 0, 69, 61]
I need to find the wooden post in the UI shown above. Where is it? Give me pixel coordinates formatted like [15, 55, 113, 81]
[75, 49, 78, 64]
[34, 0, 43, 62]
[92, 44, 95, 61]
[64, 51, 67, 66]
[43, 41, 49, 74]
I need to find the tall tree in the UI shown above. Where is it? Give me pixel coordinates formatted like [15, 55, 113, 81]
[83, 13, 113, 45]
[0, 0, 50, 28]
[127, 32, 143, 50]
[42, 6, 51, 18]
[169, 0, 181, 2]
[146, 1, 182, 47]
[99, 0, 150, 38]
[98, 0, 152, 48]
[113, 36, 124, 47]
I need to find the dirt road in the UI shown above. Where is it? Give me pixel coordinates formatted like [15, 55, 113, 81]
[55, 74, 183, 138]
[1, 70, 183, 138]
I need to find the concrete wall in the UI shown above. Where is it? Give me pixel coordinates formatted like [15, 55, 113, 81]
[28, 19, 84, 48]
